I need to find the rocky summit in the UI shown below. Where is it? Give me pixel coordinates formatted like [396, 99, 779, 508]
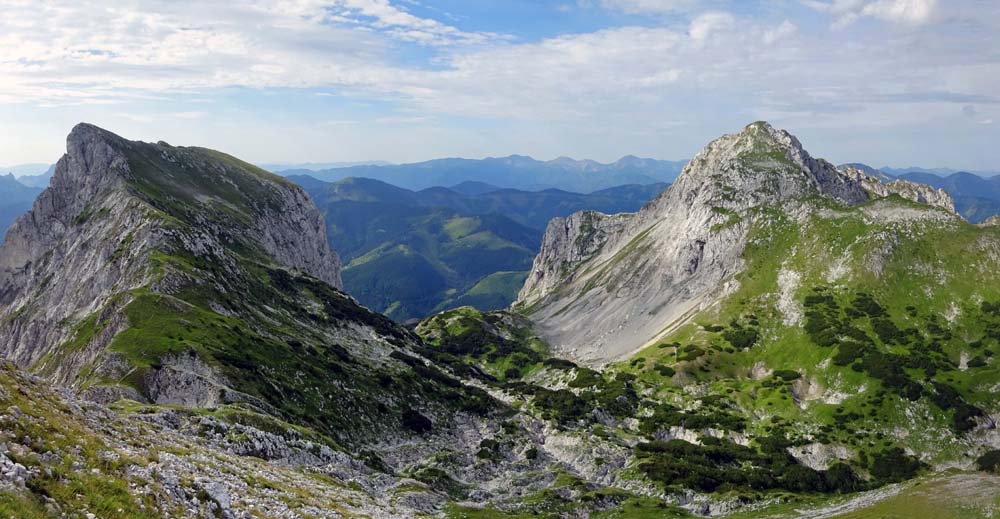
[516, 121, 960, 365]
[1, 122, 1000, 519]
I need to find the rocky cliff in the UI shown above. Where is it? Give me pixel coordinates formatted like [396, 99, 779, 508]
[0, 124, 341, 383]
[516, 122, 960, 365]
[840, 164, 956, 213]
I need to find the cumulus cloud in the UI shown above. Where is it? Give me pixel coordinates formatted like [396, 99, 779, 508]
[0, 0, 507, 107]
[803, 0, 938, 27]
[2, 0, 998, 167]
[689, 12, 735, 42]
[763, 20, 798, 44]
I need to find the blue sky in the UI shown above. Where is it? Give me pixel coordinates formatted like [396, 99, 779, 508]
[1, 0, 998, 170]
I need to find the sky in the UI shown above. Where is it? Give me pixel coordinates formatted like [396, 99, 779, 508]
[1, 0, 998, 170]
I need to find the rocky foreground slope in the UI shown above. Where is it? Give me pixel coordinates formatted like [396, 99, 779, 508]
[516, 122, 959, 365]
[0, 123, 506, 455]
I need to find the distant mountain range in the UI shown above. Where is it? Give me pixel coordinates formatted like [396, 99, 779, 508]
[291, 175, 667, 321]
[880, 166, 1000, 178]
[258, 160, 392, 172]
[0, 174, 42, 237]
[280, 155, 687, 193]
[1, 163, 55, 188]
[892, 171, 1000, 224]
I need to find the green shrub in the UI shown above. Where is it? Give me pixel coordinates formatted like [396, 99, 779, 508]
[569, 368, 602, 388]
[533, 388, 590, 425]
[773, 370, 801, 381]
[975, 450, 1000, 473]
[722, 326, 759, 350]
[869, 448, 923, 484]
[654, 364, 676, 377]
[833, 341, 868, 366]
[823, 462, 863, 493]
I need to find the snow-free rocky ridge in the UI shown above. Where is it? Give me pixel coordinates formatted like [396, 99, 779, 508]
[516, 121, 959, 365]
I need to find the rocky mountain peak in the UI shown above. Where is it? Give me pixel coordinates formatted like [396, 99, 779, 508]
[0, 123, 342, 386]
[661, 121, 869, 212]
[516, 122, 957, 365]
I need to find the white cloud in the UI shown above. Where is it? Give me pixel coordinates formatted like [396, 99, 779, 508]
[963, 105, 994, 125]
[330, 0, 505, 45]
[803, 0, 938, 27]
[0, 0, 507, 107]
[689, 12, 735, 41]
[1, 0, 999, 169]
[863, 0, 937, 24]
[598, 0, 695, 14]
[763, 20, 798, 44]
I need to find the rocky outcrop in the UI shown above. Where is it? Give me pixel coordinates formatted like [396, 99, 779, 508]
[0, 125, 159, 381]
[515, 122, 898, 365]
[840, 165, 956, 213]
[0, 123, 342, 387]
[519, 210, 634, 304]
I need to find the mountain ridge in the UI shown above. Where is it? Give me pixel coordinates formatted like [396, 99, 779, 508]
[0, 123, 507, 451]
[281, 154, 686, 193]
[516, 121, 958, 365]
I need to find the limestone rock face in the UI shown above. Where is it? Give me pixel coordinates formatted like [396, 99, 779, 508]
[0, 123, 342, 386]
[516, 122, 877, 365]
[840, 165, 956, 213]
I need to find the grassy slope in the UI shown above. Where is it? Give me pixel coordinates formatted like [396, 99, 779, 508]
[61, 140, 502, 448]
[620, 197, 1000, 466]
[341, 211, 539, 321]
[420, 196, 1000, 517]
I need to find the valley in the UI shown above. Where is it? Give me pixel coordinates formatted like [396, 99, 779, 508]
[294, 176, 667, 321]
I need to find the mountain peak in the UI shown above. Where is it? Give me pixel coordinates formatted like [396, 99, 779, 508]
[667, 121, 869, 211]
[0, 124, 345, 387]
[69, 121, 124, 143]
[516, 121, 954, 364]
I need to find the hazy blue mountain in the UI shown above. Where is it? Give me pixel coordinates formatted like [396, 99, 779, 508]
[282, 154, 686, 193]
[259, 160, 392, 171]
[448, 181, 503, 195]
[895, 171, 1000, 199]
[294, 175, 668, 232]
[293, 175, 668, 320]
[1, 163, 51, 177]
[0, 173, 43, 237]
[881, 166, 1000, 177]
[892, 171, 1000, 222]
[16, 163, 56, 188]
[956, 196, 1000, 224]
